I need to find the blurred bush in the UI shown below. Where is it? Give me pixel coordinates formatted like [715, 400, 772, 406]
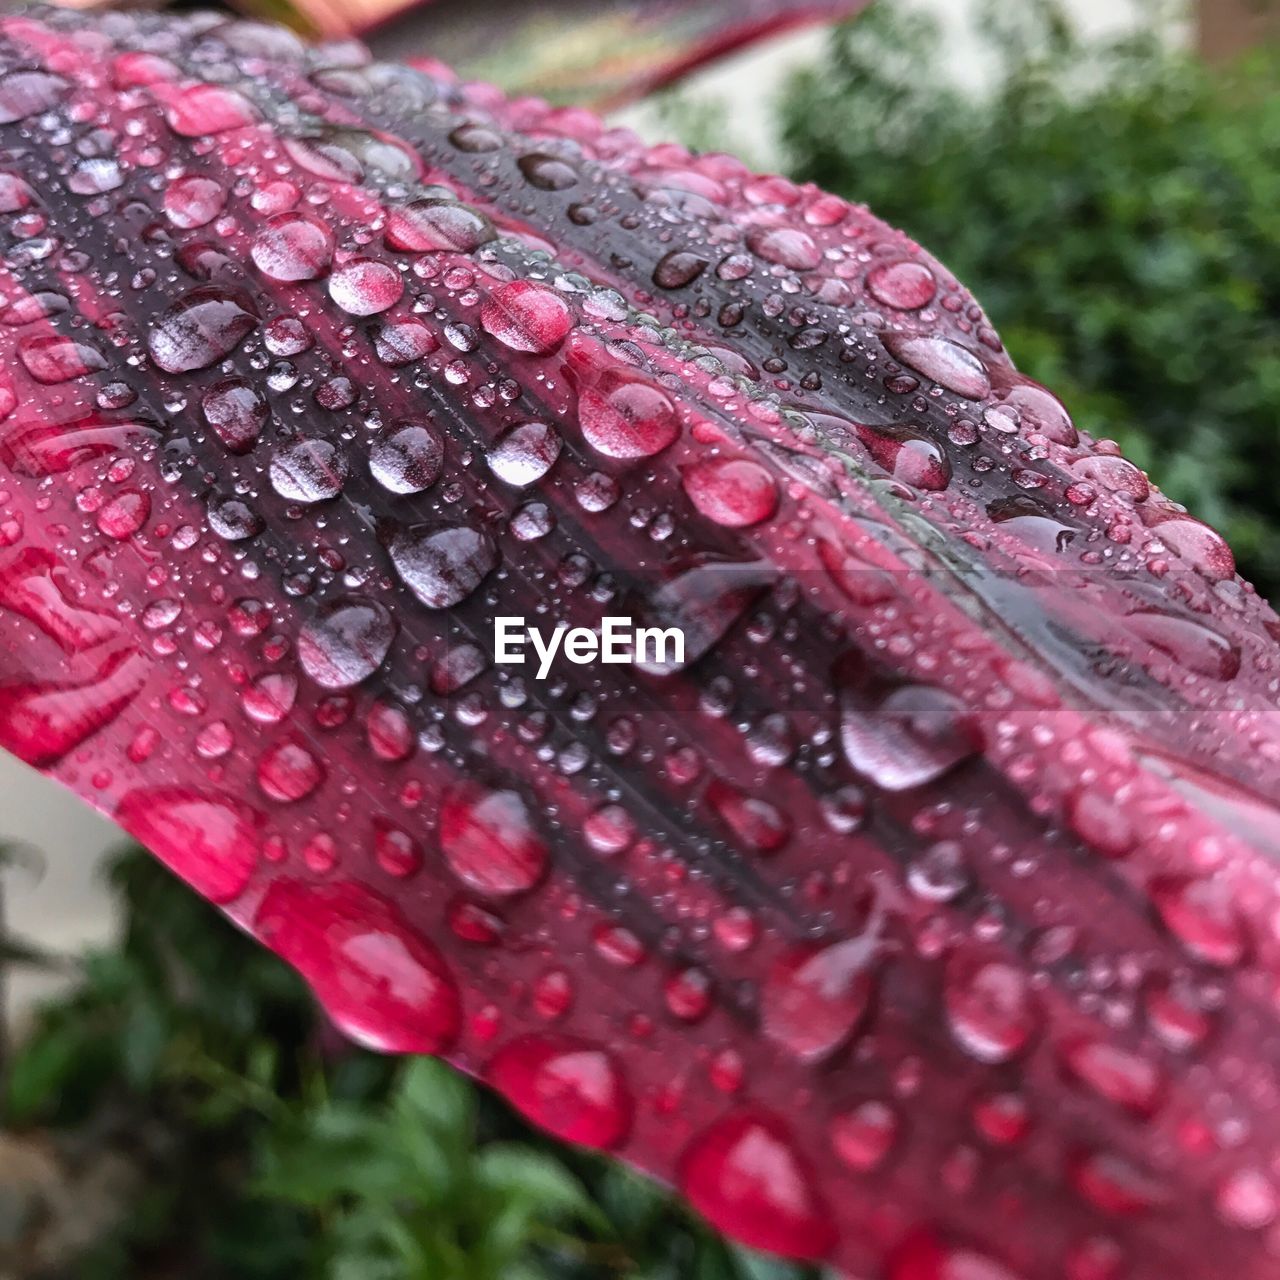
[777, 0, 1280, 597]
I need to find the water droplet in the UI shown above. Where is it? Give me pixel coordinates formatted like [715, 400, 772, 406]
[257, 737, 325, 802]
[707, 780, 790, 853]
[241, 671, 298, 724]
[163, 175, 226, 229]
[148, 287, 259, 374]
[256, 879, 460, 1053]
[746, 227, 821, 271]
[488, 1034, 632, 1149]
[0, 70, 67, 124]
[517, 152, 579, 191]
[389, 523, 498, 608]
[202, 378, 268, 454]
[328, 257, 403, 315]
[251, 211, 334, 282]
[1147, 514, 1236, 582]
[1059, 1039, 1165, 1117]
[856, 423, 952, 490]
[96, 489, 149, 539]
[385, 199, 495, 253]
[370, 420, 444, 495]
[0, 649, 146, 767]
[654, 249, 708, 289]
[481, 281, 572, 355]
[679, 1111, 835, 1261]
[164, 84, 257, 137]
[883, 333, 991, 400]
[270, 437, 347, 503]
[888, 1232, 1023, 1280]
[18, 334, 106, 384]
[579, 373, 679, 460]
[1128, 610, 1240, 680]
[944, 951, 1037, 1064]
[487, 421, 562, 487]
[298, 595, 396, 689]
[682, 458, 779, 527]
[840, 682, 981, 791]
[440, 783, 547, 896]
[116, 787, 262, 904]
[762, 936, 877, 1064]
[832, 1100, 899, 1172]
[1150, 876, 1247, 966]
[867, 261, 937, 310]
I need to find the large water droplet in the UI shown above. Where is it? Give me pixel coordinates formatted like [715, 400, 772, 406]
[256, 879, 460, 1053]
[298, 595, 396, 689]
[148, 287, 259, 374]
[679, 1111, 835, 1261]
[0, 70, 68, 124]
[251, 212, 334, 282]
[867, 260, 937, 310]
[440, 783, 547, 896]
[682, 457, 779, 527]
[385, 199, 495, 253]
[18, 334, 106, 384]
[389, 523, 498, 609]
[579, 374, 679, 460]
[761, 936, 877, 1064]
[164, 84, 257, 137]
[202, 377, 267, 454]
[840, 681, 981, 791]
[270, 437, 347, 503]
[487, 421, 562, 487]
[487, 1034, 632, 1150]
[370, 420, 444, 495]
[257, 737, 325, 802]
[883, 333, 991, 400]
[944, 950, 1038, 1064]
[328, 257, 403, 316]
[481, 281, 572, 355]
[117, 787, 263, 905]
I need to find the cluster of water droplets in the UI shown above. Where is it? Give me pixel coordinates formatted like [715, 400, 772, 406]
[2, 9, 1280, 1278]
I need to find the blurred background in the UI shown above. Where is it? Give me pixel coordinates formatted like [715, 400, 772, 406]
[1, 0, 1277, 1276]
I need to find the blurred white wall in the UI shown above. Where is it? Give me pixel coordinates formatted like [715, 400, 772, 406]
[0, 0, 1187, 1029]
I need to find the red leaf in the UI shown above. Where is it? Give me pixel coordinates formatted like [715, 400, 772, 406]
[2, 11, 1280, 1278]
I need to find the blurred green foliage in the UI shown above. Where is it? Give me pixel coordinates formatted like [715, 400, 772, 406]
[3, 847, 813, 1280]
[776, 0, 1280, 595]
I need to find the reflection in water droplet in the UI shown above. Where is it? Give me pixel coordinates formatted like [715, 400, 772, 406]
[682, 458, 779, 527]
[579, 374, 679, 460]
[487, 421, 562, 487]
[385, 199, 495, 253]
[883, 333, 991, 400]
[251, 212, 335, 282]
[840, 682, 981, 791]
